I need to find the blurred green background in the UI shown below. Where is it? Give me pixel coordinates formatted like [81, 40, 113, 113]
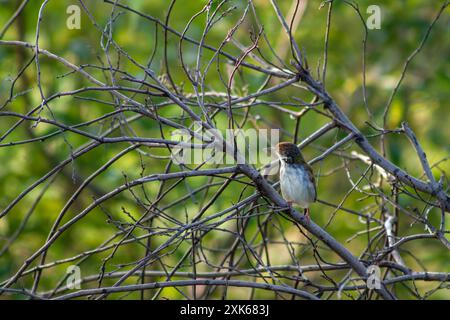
[0, 0, 449, 299]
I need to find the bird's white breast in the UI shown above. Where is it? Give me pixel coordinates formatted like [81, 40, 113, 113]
[279, 162, 315, 208]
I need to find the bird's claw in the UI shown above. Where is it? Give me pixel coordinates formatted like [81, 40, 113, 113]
[304, 208, 311, 224]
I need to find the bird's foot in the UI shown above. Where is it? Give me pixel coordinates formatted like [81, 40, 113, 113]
[304, 208, 311, 224]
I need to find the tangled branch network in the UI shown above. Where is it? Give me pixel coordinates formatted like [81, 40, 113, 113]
[0, 0, 448, 300]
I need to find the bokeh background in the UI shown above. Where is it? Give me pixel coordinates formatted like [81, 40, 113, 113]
[0, 0, 449, 299]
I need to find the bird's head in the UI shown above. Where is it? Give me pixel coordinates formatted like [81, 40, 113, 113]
[275, 142, 305, 164]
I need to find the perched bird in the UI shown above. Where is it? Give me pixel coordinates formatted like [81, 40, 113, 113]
[275, 142, 316, 221]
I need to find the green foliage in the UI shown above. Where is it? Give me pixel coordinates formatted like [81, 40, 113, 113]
[0, 0, 448, 300]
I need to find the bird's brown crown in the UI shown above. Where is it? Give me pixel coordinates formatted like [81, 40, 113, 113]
[275, 142, 305, 163]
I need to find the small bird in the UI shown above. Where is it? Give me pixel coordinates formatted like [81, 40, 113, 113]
[275, 142, 316, 221]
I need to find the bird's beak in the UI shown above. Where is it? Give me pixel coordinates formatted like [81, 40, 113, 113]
[264, 146, 287, 161]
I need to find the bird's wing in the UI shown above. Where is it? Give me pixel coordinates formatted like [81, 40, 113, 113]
[305, 163, 317, 202]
